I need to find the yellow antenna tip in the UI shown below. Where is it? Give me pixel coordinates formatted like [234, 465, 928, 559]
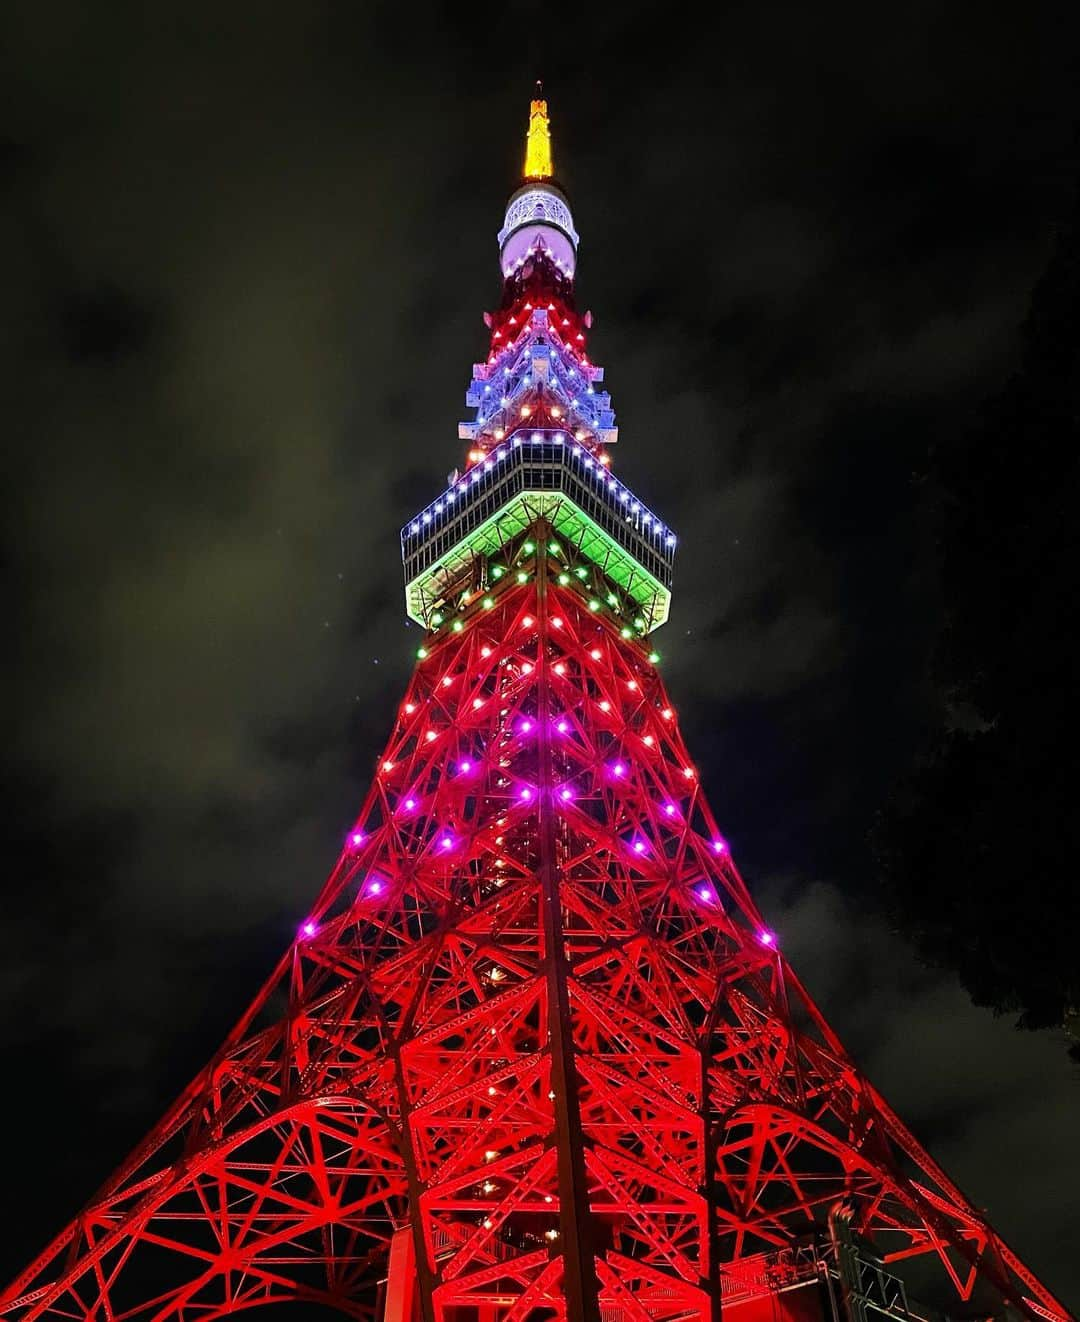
[523, 89, 554, 181]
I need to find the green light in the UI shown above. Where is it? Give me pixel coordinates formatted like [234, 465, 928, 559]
[606, 593, 618, 607]
[548, 541, 561, 555]
[483, 596, 494, 609]
[404, 488, 672, 633]
[417, 647, 428, 659]
[492, 566, 505, 579]
[649, 651, 660, 663]
[431, 612, 443, 626]
[517, 572, 528, 583]
[452, 620, 463, 632]
[589, 599, 601, 612]
[634, 617, 645, 630]
[621, 627, 632, 638]
[575, 567, 588, 579]
[523, 540, 535, 555]
[558, 573, 570, 585]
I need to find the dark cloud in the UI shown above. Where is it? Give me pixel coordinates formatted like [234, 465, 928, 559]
[1, 0, 1077, 1304]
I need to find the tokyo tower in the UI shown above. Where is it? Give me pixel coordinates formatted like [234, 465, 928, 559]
[2, 92, 1072, 1322]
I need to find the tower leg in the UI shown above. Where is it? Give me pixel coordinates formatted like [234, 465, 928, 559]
[384, 1226, 418, 1322]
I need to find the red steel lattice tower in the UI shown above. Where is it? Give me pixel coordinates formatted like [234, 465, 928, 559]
[2, 93, 1072, 1322]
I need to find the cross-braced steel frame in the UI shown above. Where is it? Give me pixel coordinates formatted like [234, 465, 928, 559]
[1, 544, 1071, 1322]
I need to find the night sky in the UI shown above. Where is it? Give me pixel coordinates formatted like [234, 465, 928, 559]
[2, 0, 1078, 1306]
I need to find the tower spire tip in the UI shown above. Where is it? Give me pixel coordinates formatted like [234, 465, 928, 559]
[523, 83, 554, 181]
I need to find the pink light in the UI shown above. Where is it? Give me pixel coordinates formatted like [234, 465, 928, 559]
[556, 719, 569, 734]
[519, 787, 533, 801]
[696, 884, 715, 904]
[522, 616, 533, 628]
[759, 929, 776, 946]
[632, 839, 646, 853]
[350, 831, 364, 847]
[481, 646, 492, 657]
[713, 838, 727, 855]
[559, 787, 574, 801]
[519, 718, 533, 734]
[440, 835, 454, 850]
[404, 798, 416, 810]
[664, 803, 676, 816]
[302, 921, 316, 937]
[404, 703, 416, 714]
[611, 762, 625, 778]
[367, 879, 383, 895]
[459, 760, 472, 773]
[551, 617, 563, 629]
[590, 648, 602, 660]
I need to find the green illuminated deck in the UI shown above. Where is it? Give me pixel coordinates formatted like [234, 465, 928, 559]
[405, 489, 671, 631]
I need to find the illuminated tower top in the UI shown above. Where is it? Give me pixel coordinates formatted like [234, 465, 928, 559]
[401, 92, 676, 649]
[499, 90, 579, 278]
[523, 86, 554, 179]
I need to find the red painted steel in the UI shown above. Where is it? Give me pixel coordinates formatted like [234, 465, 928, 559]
[1, 561, 1071, 1321]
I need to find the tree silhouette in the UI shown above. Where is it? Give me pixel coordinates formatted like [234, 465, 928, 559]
[875, 168, 1080, 1059]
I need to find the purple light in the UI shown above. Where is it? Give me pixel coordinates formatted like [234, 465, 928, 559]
[696, 884, 715, 904]
[560, 787, 574, 801]
[519, 718, 533, 734]
[302, 921, 316, 937]
[611, 762, 626, 778]
[664, 803, 676, 817]
[349, 831, 364, 847]
[404, 798, 416, 810]
[758, 929, 776, 947]
[367, 879, 383, 896]
[712, 838, 727, 855]
[520, 787, 533, 801]
[440, 835, 454, 850]
[459, 759, 472, 773]
[632, 839, 646, 854]
[556, 720, 569, 734]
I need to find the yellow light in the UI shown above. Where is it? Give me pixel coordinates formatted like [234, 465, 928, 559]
[524, 96, 554, 180]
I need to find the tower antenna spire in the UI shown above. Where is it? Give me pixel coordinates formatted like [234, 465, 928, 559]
[524, 81, 554, 180]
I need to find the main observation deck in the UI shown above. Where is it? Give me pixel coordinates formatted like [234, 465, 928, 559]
[401, 437, 676, 634]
